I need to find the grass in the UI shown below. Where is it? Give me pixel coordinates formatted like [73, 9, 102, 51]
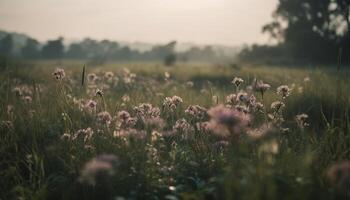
[0, 61, 349, 200]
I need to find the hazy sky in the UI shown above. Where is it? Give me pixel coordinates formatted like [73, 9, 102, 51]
[0, 0, 277, 45]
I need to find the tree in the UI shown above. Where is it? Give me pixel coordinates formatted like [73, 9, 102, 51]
[41, 37, 64, 59]
[262, 0, 350, 63]
[21, 38, 40, 59]
[0, 34, 14, 57]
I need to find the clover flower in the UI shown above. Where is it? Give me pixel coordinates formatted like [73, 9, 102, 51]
[173, 118, 194, 134]
[52, 68, 66, 80]
[97, 111, 112, 126]
[80, 154, 119, 186]
[22, 96, 32, 103]
[295, 113, 309, 128]
[185, 105, 207, 120]
[207, 105, 250, 138]
[163, 96, 183, 112]
[225, 94, 237, 105]
[85, 100, 97, 110]
[116, 110, 137, 129]
[186, 81, 194, 87]
[122, 94, 130, 102]
[104, 71, 114, 79]
[271, 101, 285, 111]
[277, 85, 291, 99]
[232, 77, 244, 87]
[253, 79, 271, 98]
[237, 92, 249, 103]
[74, 127, 94, 142]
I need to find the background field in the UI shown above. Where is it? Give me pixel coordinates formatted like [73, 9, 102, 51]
[1, 61, 349, 199]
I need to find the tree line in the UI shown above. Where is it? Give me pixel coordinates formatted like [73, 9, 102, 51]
[0, 33, 230, 65]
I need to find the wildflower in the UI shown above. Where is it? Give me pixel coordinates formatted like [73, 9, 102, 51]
[52, 68, 66, 80]
[104, 71, 114, 79]
[232, 77, 244, 87]
[271, 101, 285, 111]
[164, 72, 170, 79]
[235, 105, 249, 114]
[74, 127, 94, 142]
[80, 154, 119, 185]
[295, 113, 309, 128]
[126, 117, 137, 127]
[225, 94, 237, 105]
[248, 94, 256, 106]
[95, 89, 104, 97]
[22, 96, 32, 103]
[253, 79, 271, 98]
[172, 96, 183, 105]
[117, 110, 131, 121]
[327, 161, 350, 194]
[277, 85, 291, 99]
[123, 68, 130, 75]
[122, 94, 130, 102]
[163, 96, 183, 112]
[87, 73, 97, 82]
[252, 102, 264, 112]
[134, 103, 161, 120]
[195, 121, 211, 132]
[97, 111, 112, 126]
[173, 118, 194, 134]
[237, 92, 249, 103]
[85, 100, 97, 110]
[116, 110, 136, 128]
[185, 105, 207, 120]
[186, 81, 194, 87]
[304, 76, 310, 82]
[207, 105, 250, 138]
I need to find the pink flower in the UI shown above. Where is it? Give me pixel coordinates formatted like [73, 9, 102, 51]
[207, 105, 250, 138]
[52, 68, 66, 80]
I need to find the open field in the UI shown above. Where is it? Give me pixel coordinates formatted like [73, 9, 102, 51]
[1, 62, 350, 199]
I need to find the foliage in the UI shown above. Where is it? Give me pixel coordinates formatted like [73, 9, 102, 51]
[240, 0, 350, 64]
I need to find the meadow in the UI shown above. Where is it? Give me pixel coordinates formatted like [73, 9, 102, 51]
[0, 61, 350, 200]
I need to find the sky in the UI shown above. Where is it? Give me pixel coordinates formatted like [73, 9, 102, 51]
[0, 0, 277, 46]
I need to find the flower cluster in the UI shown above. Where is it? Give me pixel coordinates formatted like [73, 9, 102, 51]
[163, 96, 183, 112]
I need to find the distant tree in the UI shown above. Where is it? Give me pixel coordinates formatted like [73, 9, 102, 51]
[41, 37, 64, 59]
[0, 34, 14, 57]
[21, 38, 41, 59]
[164, 54, 176, 66]
[261, 0, 350, 63]
[66, 43, 85, 59]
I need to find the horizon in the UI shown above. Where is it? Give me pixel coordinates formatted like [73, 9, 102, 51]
[0, 0, 277, 46]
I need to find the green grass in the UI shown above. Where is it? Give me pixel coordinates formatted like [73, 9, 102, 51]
[0, 61, 349, 200]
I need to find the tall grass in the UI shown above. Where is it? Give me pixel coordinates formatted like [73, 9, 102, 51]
[0, 62, 349, 200]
